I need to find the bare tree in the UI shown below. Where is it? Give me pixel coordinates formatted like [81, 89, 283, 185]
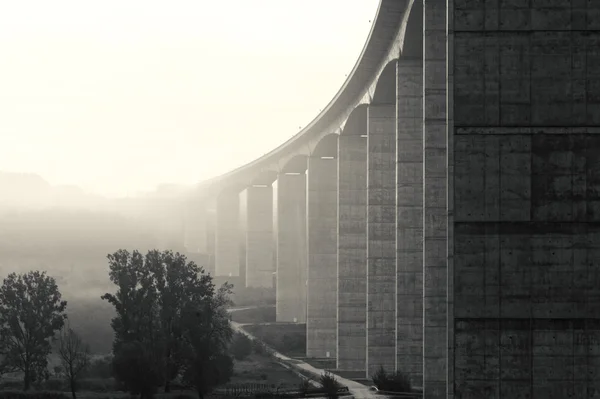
[58, 323, 90, 399]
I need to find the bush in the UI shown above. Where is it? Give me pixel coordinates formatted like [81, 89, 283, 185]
[230, 332, 253, 360]
[371, 366, 411, 393]
[41, 379, 67, 391]
[319, 372, 340, 399]
[298, 378, 312, 395]
[0, 391, 69, 399]
[83, 355, 113, 379]
[252, 340, 267, 355]
[78, 377, 117, 392]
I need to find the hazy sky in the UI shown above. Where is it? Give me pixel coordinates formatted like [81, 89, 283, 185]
[0, 1, 378, 197]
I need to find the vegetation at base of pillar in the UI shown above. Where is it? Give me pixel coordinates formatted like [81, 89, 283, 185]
[371, 365, 412, 393]
[56, 324, 90, 399]
[101, 249, 234, 399]
[319, 372, 340, 399]
[0, 271, 68, 391]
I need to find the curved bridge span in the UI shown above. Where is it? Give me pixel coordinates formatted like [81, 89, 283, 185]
[174, 1, 600, 398]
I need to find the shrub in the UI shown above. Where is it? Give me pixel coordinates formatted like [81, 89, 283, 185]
[371, 366, 412, 393]
[83, 355, 113, 379]
[319, 372, 340, 399]
[298, 378, 312, 395]
[41, 379, 67, 391]
[230, 332, 253, 361]
[77, 377, 116, 392]
[252, 340, 267, 355]
[0, 391, 69, 399]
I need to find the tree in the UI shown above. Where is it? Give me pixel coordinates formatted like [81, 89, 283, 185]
[0, 271, 67, 390]
[102, 249, 235, 398]
[180, 283, 234, 399]
[112, 340, 162, 399]
[57, 323, 91, 399]
[230, 332, 252, 360]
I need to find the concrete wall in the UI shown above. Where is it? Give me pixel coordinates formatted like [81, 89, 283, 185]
[367, 103, 397, 375]
[451, 2, 600, 398]
[215, 191, 240, 277]
[307, 156, 338, 359]
[245, 185, 274, 288]
[276, 173, 308, 323]
[396, 58, 423, 385]
[337, 133, 368, 375]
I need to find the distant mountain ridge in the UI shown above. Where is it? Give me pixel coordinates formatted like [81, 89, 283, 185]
[0, 171, 106, 211]
[0, 170, 191, 212]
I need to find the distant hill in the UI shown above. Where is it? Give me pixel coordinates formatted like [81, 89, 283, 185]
[0, 171, 107, 211]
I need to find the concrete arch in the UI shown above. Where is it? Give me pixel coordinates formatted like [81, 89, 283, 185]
[280, 155, 307, 174]
[250, 171, 278, 186]
[399, 0, 423, 59]
[311, 134, 338, 158]
[340, 104, 368, 136]
[371, 60, 398, 105]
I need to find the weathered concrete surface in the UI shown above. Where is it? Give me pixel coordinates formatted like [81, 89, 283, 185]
[337, 127, 368, 374]
[451, 2, 600, 398]
[422, 1, 449, 398]
[306, 156, 338, 359]
[245, 185, 274, 288]
[396, 58, 423, 385]
[276, 173, 307, 323]
[367, 103, 397, 375]
[215, 191, 240, 277]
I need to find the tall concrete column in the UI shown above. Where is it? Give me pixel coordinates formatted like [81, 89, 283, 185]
[337, 129, 368, 376]
[245, 185, 274, 288]
[367, 103, 397, 375]
[396, 59, 424, 384]
[423, 1, 449, 397]
[205, 207, 216, 276]
[184, 201, 208, 254]
[215, 191, 240, 277]
[276, 172, 307, 323]
[306, 155, 338, 359]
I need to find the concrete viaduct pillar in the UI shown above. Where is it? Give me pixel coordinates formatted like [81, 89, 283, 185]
[367, 103, 397, 375]
[306, 154, 338, 359]
[423, 1, 449, 398]
[276, 172, 307, 323]
[396, 59, 424, 385]
[244, 184, 275, 288]
[215, 190, 240, 277]
[337, 113, 368, 376]
[183, 200, 208, 254]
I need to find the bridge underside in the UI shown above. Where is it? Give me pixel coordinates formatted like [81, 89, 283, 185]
[182, 1, 600, 398]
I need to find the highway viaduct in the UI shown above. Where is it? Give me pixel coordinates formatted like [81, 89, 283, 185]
[176, 1, 600, 398]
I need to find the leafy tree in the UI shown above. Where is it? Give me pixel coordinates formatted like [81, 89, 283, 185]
[230, 332, 252, 360]
[179, 283, 234, 399]
[0, 271, 67, 390]
[112, 340, 162, 399]
[102, 249, 235, 398]
[57, 323, 91, 399]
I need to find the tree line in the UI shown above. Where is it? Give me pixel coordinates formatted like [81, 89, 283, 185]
[0, 250, 236, 399]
